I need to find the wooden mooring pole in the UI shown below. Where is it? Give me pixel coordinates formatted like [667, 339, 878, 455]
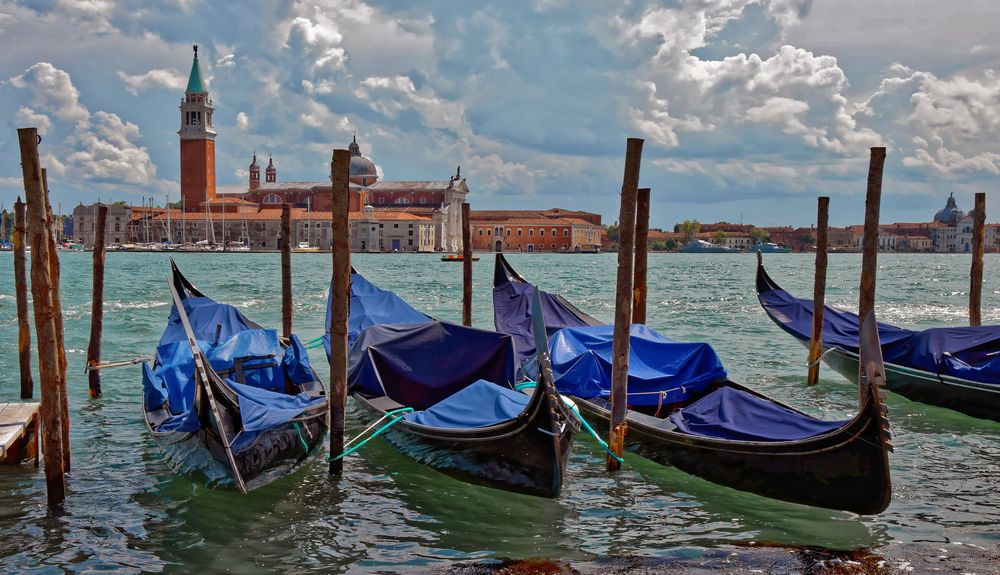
[281, 203, 292, 338]
[632, 187, 650, 325]
[462, 202, 472, 327]
[87, 204, 108, 398]
[14, 197, 33, 400]
[329, 149, 351, 476]
[807, 196, 830, 386]
[42, 170, 70, 470]
[969, 192, 986, 327]
[19, 127, 65, 505]
[608, 137, 643, 472]
[858, 147, 886, 410]
[859, 147, 886, 323]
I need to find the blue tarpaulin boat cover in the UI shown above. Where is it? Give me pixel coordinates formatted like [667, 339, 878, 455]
[536, 325, 727, 406]
[493, 269, 603, 369]
[758, 269, 1000, 385]
[670, 386, 848, 442]
[326, 273, 433, 354]
[404, 379, 530, 428]
[159, 296, 256, 347]
[145, 296, 323, 440]
[348, 321, 517, 410]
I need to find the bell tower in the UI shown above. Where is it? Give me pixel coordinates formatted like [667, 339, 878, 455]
[266, 156, 277, 183]
[179, 45, 216, 212]
[248, 153, 260, 190]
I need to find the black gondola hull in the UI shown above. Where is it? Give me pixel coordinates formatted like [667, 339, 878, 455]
[144, 400, 326, 491]
[353, 393, 577, 499]
[572, 384, 891, 514]
[815, 344, 1000, 422]
[756, 260, 1000, 422]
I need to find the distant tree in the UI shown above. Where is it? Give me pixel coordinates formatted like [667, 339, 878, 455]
[167, 200, 182, 209]
[605, 221, 620, 242]
[750, 228, 768, 244]
[713, 230, 727, 245]
[680, 220, 700, 243]
[796, 232, 814, 250]
[111, 200, 128, 206]
[664, 238, 677, 251]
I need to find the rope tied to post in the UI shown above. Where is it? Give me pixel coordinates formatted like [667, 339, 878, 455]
[328, 407, 414, 462]
[806, 347, 837, 369]
[516, 382, 624, 464]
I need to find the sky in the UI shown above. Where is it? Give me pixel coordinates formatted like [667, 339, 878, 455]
[0, 0, 997, 230]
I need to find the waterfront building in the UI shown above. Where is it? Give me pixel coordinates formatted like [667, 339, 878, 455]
[168, 46, 466, 252]
[72, 203, 131, 247]
[469, 209, 602, 252]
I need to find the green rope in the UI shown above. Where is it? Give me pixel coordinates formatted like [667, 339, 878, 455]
[291, 422, 310, 452]
[328, 407, 414, 462]
[304, 339, 325, 350]
[304, 335, 325, 347]
[517, 381, 624, 464]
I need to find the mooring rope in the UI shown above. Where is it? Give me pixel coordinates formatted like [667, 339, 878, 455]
[516, 382, 624, 464]
[84, 356, 154, 372]
[328, 407, 414, 462]
[291, 421, 310, 452]
[805, 346, 838, 369]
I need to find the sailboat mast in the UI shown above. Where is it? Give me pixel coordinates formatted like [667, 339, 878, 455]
[166, 192, 172, 244]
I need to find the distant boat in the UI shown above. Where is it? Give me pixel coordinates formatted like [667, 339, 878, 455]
[750, 241, 791, 254]
[679, 239, 740, 253]
[441, 254, 480, 262]
[293, 242, 321, 253]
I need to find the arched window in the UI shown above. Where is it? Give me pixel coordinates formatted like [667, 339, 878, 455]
[263, 193, 282, 204]
[395, 197, 408, 205]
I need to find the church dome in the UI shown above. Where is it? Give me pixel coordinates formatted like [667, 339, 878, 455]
[934, 193, 964, 224]
[350, 155, 377, 177]
[347, 134, 377, 179]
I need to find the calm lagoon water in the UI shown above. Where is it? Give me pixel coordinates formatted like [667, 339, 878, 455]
[0, 252, 998, 573]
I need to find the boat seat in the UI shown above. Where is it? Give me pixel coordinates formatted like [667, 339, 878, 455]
[626, 409, 679, 432]
[367, 395, 407, 412]
[588, 396, 679, 431]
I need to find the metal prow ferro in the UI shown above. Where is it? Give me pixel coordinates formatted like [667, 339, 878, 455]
[164, 272, 250, 493]
[858, 311, 893, 453]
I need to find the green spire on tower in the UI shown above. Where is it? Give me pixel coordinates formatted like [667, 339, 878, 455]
[186, 44, 207, 94]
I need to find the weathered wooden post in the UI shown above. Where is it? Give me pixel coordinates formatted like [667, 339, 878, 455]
[969, 192, 986, 327]
[18, 127, 65, 504]
[462, 202, 473, 327]
[859, 147, 886, 323]
[41, 170, 70, 471]
[87, 204, 108, 398]
[608, 138, 643, 472]
[329, 148, 351, 475]
[858, 147, 886, 412]
[281, 203, 292, 338]
[14, 198, 33, 400]
[632, 187, 651, 325]
[807, 196, 830, 386]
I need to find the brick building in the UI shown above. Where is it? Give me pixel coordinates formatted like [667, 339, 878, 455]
[469, 209, 602, 252]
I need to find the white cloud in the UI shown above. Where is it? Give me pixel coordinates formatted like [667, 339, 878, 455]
[9, 62, 158, 187]
[14, 106, 52, 134]
[9, 62, 89, 123]
[357, 75, 466, 131]
[117, 68, 186, 96]
[235, 112, 249, 130]
[863, 66, 1000, 175]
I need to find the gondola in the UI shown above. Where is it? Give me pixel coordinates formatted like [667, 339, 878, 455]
[142, 260, 328, 493]
[756, 255, 1000, 422]
[493, 254, 893, 514]
[325, 270, 578, 498]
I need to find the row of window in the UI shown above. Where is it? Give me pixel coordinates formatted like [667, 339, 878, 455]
[478, 227, 569, 237]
